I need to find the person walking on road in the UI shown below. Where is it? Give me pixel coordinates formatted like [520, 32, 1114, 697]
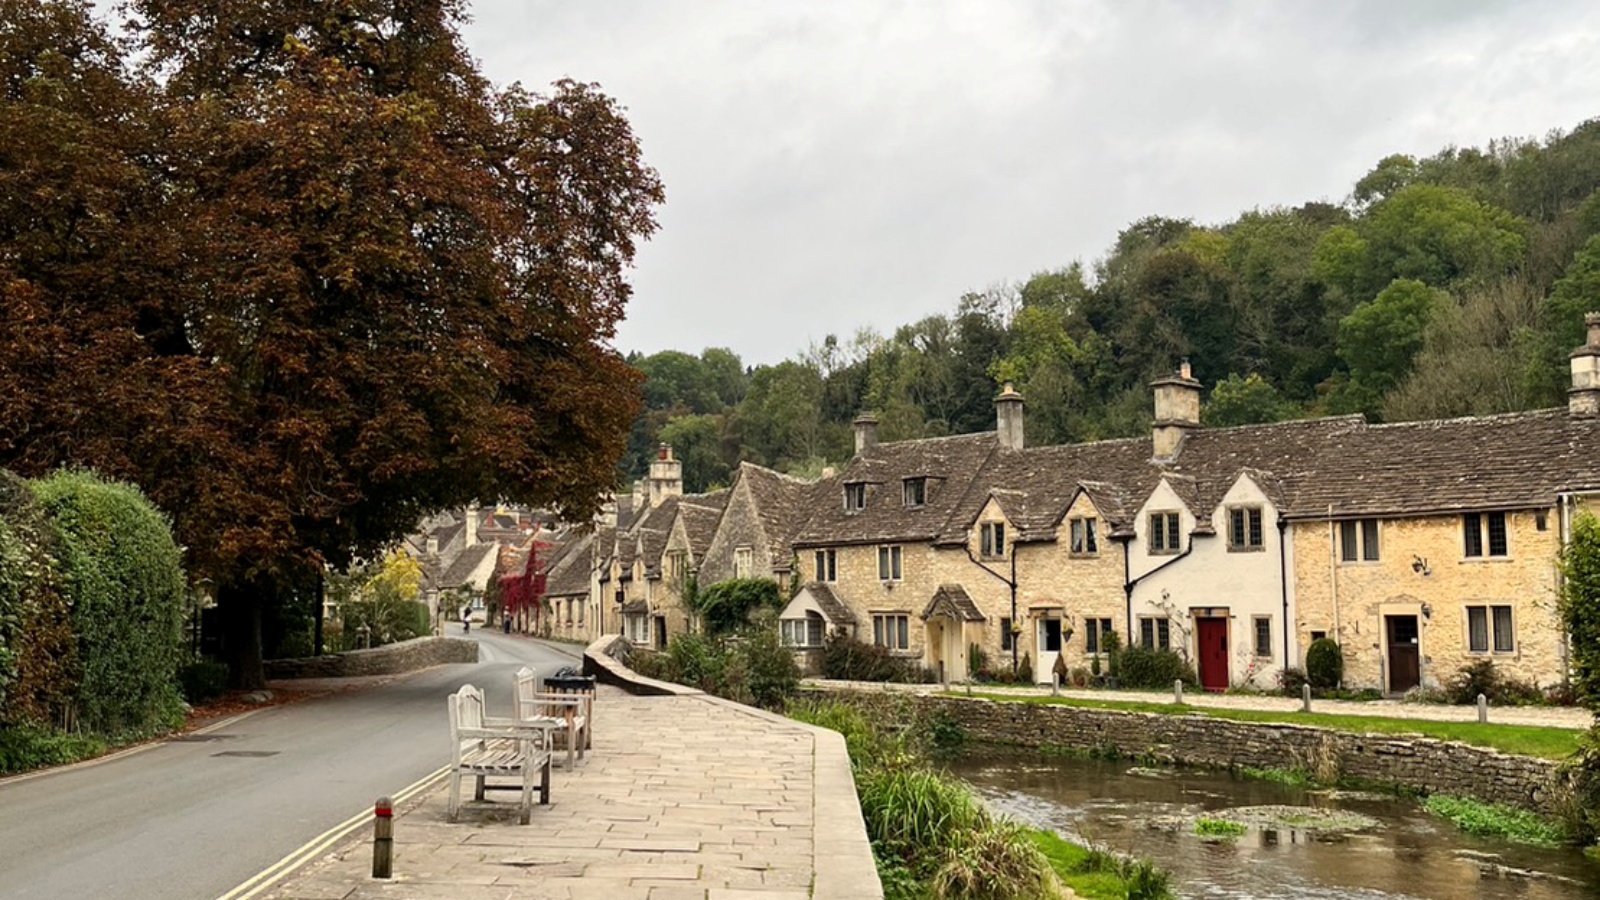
[462, 605, 471, 633]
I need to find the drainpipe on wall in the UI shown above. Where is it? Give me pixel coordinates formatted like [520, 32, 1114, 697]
[963, 543, 1018, 676]
[1121, 533, 1196, 646]
[1278, 517, 1291, 670]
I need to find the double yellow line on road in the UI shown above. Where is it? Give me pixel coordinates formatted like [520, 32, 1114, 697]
[214, 766, 448, 900]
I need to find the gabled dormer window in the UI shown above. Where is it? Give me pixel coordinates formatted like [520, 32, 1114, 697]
[980, 522, 1006, 558]
[844, 482, 867, 512]
[1149, 511, 1181, 554]
[903, 477, 927, 507]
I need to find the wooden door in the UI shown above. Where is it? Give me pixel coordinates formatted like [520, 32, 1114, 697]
[1196, 617, 1229, 692]
[1386, 615, 1420, 693]
[1036, 618, 1062, 685]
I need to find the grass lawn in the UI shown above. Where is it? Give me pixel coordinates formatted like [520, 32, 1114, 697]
[952, 691, 1584, 760]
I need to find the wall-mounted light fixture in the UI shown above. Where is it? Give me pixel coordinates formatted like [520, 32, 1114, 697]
[1411, 555, 1432, 576]
[1421, 602, 1433, 621]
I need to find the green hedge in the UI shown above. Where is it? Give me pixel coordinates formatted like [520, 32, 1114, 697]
[0, 471, 76, 726]
[32, 471, 186, 737]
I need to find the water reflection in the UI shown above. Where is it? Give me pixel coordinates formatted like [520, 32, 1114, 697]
[947, 750, 1600, 900]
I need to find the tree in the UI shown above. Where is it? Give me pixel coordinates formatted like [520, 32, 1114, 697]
[1203, 374, 1293, 427]
[0, 1, 663, 687]
[658, 414, 732, 493]
[1558, 513, 1600, 843]
[1337, 278, 1450, 408]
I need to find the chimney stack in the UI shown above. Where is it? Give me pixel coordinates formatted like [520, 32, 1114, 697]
[598, 495, 618, 528]
[852, 413, 880, 455]
[1571, 312, 1600, 417]
[1151, 360, 1202, 460]
[464, 503, 479, 546]
[647, 444, 684, 507]
[994, 382, 1025, 451]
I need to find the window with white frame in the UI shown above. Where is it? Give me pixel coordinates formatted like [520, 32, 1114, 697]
[1463, 512, 1509, 558]
[1253, 616, 1272, 657]
[980, 522, 1006, 558]
[873, 613, 910, 650]
[734, 546, 753, 578]
[1069, 517, 1098, 555]
[780, 612, 826, 648]
[665, 550, 687, 582]
[625, 613, 649, 644]
[1138, 616, 1171, 650]
[814, 548, 837, 583]
[1084, 617, 1115, 654]
[1466, 604, 1514, 653]
[903, 477, 927, 507]
[844, 483, 867, 511]
[877, 545, 903, 581]
[1149, 511, 1181, 554]
[1228, 506, 1264, 551]
[1339, 519, 1381, 562]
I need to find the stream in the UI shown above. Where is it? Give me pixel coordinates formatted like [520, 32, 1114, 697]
[947, 748, 1600, 900]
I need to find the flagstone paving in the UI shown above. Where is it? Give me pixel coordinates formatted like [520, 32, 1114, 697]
[265, 686, 880, 900]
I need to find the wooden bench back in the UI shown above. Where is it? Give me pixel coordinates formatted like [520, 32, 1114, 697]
[448, 683, 487, 765]
[513, 667, 539, 724]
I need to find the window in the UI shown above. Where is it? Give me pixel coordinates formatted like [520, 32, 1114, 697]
[1228, 507, 1264, 551]
[844, 483, 866, 511]
[1339, 519, 1381, 562]
[1069, 517, 1099, 555]
[665, 550, 686, 582]
[1463, 512, 1508, 558]
[903, 477, 927, 507]
[1466, 604, 1515, 653]
[1149, 511, 1181, 554]
[1138, 616, 1171, 650]
[981, 522, 1006, 558]
[734, 546, 753, 578]
[781, 613, 825, 648]
[877, 545, 903, 582]
[814, 549, 837, 583]
[1000, 616, 1014, 652]
[1253, 616, 1272, 658]
[1310, 630, 1327, 645]
[873, 613, 910, 650]
[1084, 617, 1115, 654]
[625, 613, 649, 644]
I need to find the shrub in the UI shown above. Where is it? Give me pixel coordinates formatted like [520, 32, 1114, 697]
[1116, 646, 1198, 689]
[1018, 652, 1034, 683]
[968, 643, 988, 678]
[695, 578, 783, 635]
[1278, 666, 1310, 697]
[177, 659, 230, 705]
[1305, 638, 1344, 690]
[740, 616, 801, 709]
[33, 470, 186, 738]
[0, 471, 75, 727]
[0, 723, 108, 775]
[822, 631, 920, 683]
[1447, 659, 1544, 706]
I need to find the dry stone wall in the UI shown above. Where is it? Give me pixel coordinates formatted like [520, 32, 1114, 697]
[829, 690, 1565, 814]
[264, 636, 477, 679]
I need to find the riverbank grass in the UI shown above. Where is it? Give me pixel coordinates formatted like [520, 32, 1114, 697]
[1423, 794, 1567, 846]
[1194, 818, 1248, 839]
[1027, 830, 1174, 900]
[960, 692, 1583, 759]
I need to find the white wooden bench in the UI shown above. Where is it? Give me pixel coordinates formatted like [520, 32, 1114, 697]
[512, 666, 591, 769]
[447, 684, 553, 825]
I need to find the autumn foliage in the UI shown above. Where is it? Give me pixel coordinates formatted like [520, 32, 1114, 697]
[0, 1, 662, 685]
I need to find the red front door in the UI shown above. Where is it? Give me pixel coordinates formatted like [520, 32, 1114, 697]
[1196, 617, 1229, 692]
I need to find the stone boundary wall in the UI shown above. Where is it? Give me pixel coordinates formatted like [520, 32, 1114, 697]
[827, 691, 1566, 814]
[265, 636, 477, 679]
[582, 635, 699, 696]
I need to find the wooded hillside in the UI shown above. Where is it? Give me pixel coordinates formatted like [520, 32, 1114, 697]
[627, 120, 1600, 492]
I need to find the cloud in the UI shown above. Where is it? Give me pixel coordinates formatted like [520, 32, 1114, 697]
[462, 0, 1600, 365]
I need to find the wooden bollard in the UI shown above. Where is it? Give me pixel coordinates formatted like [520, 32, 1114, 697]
[1478, 693, 1488, 724]
[373, 796, 394, 879]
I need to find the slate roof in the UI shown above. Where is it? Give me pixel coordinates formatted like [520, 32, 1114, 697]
[542, 532, 594, 598]
[921, 584, 986, 622]
[1285, 409, 1600, 519]
[737, 463, 821, 566]
[438, 541, 495, 587]
[794, 432, 998, 547]
[679, 492, 729, 561]
[798, 582, 858, 625]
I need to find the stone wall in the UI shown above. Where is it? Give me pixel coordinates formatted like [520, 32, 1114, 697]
[828, 690, 1565, 814]
[265, 636, 477, 679]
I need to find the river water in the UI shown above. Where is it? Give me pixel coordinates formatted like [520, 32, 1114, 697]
[947, 749, 1600, 900]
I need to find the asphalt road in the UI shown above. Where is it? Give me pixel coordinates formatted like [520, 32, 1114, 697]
[0, 631, 580, 900]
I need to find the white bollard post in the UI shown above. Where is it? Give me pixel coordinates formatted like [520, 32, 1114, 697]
[1302, 683, 1312, 713]
[1478, 693, 1488, 724]
[1052, 672, 1060, 696]
[1174, 679, 1184, 705]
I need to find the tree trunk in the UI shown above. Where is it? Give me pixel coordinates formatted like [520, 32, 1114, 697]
[218, 577, 267, 689]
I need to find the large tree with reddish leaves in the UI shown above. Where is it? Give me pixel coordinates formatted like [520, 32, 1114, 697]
[0, 0, 660, 686]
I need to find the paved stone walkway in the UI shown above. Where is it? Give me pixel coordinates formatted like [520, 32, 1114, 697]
[265, 686, 880, 900]
[810, 679, 1595, 729]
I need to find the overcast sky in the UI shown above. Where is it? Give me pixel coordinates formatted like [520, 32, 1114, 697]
[461, 1, 1600, 367]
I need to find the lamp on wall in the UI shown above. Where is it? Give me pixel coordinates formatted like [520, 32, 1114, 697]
[1421, 602, 1432, 621]
[1411, 555, 1431, 576]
